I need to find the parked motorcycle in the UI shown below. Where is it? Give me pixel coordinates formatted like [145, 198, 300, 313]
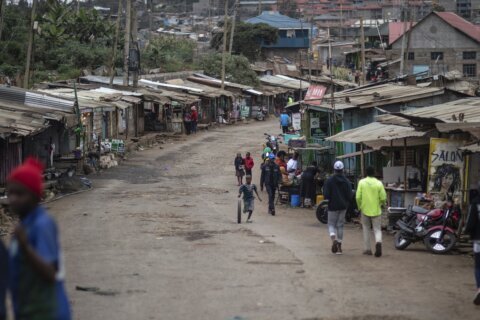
[393, 200, 460, 254]
[256, 106, 268, 121]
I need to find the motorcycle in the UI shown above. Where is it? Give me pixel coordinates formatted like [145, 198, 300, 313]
[393, 200, 460, 254]
[316, 191, 359, 224]
[264, 133, 278, 155]
[256, 106, 268, 121]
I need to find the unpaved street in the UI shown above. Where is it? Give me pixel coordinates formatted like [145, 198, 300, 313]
[48, 120, 478, 320]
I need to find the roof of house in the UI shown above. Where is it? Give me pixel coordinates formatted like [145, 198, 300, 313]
[390, 11, 480, 46]
[388, 22, 415, 45]
[259, 75, 310, 90]
[246, 11, 312, 30]
[321, 84, 445, 111]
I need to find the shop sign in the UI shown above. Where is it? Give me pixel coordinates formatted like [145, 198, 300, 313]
[292, 113, 301, 130]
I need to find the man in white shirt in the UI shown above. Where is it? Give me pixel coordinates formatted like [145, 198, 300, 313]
[287, 152, 299, 178]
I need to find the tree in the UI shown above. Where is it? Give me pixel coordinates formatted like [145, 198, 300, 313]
[201, 53, 259, 86]
[210, 21, 278, 61]
[142, 36, 197, 72]
[277, 0, 298, 18]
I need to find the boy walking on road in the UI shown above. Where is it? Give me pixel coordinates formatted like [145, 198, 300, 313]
[280, 111, 290, 134]
[465, 181, 480, 305]
[261, 154, 281, 215]
[323, 161, 353, 255]
[7, 158, 71, 320]
[356, 166, 387, 257]
[238, 176, 262, 223]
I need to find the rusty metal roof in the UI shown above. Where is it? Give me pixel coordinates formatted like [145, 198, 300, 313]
[323, 84, 445, 110]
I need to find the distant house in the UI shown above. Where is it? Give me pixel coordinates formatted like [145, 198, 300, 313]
[246, 11, 316, 59]
[388, 11, 480, 79]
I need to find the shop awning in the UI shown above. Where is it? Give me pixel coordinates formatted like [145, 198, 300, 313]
[326, 122, 427, 144]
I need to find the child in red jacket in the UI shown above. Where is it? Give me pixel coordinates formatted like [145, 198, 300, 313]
[244, 152, 255, 176]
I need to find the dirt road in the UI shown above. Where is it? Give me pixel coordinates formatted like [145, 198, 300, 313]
[49, 120, 478, 320]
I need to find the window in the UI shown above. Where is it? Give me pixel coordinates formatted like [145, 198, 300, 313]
[463, 51, 477, 60]
[431, 52, 443, 60]
[407, 52, 415, 60]
[463, 64, 477, 77]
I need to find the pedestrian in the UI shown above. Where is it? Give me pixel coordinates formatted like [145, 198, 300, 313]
[287, 152, 299, 179]
[275, 150, 287, 170]
[183, 109, 192, 135]
[323, 161, 353, 255]
[280, 111, 290, 134]
[238, 175, 262, 223]
[465, 181, 480, 305]
[262, 142, 272, 160]
[356, 166, 387, 257]
[261, 153, 281, 215]
[7, 158, 71, 319]
[0, 240, 7, 320]
[190, 106, 198, 134]
[301, 161, 319, 208]
[234, 153, 245, 186]
[244, 152, 255, 176]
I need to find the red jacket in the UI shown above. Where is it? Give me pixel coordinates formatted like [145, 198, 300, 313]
[244, 156, 254, 170]
[191, 110, 198, 122]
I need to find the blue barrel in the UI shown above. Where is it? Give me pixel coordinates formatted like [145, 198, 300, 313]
[291, 194, 301, 207]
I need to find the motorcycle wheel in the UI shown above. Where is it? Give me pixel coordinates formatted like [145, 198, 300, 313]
[423, 230, 456, 254]
[394, 232, 411, 250]
[316, 204, 328, 224]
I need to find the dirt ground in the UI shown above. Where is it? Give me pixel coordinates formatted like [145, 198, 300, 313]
[45, 120, 479, 320]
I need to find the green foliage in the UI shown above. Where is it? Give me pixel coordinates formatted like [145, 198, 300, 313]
[142, 36, 197, 72]
[201, 53, 259, 87]
[210, 22, 278, 61]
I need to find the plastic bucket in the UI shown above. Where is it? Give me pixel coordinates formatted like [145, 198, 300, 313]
[291, 194, 301, 207]
[316, 194, 324, 205]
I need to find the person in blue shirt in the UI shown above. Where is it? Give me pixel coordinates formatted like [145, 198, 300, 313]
[280, 111, 290, 134]
[0, 239, 7, 320]
[7, 158, 71, 320]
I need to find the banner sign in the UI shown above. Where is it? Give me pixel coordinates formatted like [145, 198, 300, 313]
[304, 85, 327, 106]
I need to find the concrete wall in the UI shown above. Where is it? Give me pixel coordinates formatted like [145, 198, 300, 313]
[390, 14, 479, 78]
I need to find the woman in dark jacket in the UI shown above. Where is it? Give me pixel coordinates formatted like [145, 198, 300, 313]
[301, 162, 319, 207]
[465, 182, 480, 305]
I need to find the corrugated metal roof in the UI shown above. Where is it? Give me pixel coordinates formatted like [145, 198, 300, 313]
[0, 85, 74, 112]
[260, 75, 310, 90]
[435, 12, 480, 43]
[246, 11, 312, 30]
[326, 122, 426, 144]
[321, 84, 445, 110]
[377, 98, 480, 125]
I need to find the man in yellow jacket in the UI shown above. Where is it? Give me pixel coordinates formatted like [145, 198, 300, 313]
[356, 166, 387, 257]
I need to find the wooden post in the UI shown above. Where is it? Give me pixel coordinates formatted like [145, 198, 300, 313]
[360, 17, 366, 85]
[403, 138, 407, 205]
[123, 0, 132, 86]
[360, 143, 365, 177]
[24, 0, 37, 89]
[131, 3, 139, 88]
[0, 0, 6, 41]
[399, 4, 408, 76]
[228, 0, 238, 55]
[220, 0, 228, 90]
[109, 0, 123, 87]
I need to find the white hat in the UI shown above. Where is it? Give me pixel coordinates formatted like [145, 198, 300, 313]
[334, 161, 344, 171]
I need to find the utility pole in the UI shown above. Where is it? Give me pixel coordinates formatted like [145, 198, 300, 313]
[123, 0, 132, 86]
[132, 2, 139, 88]
[229, 0, 238, 54]
[258, 0, 262, 15]
[24, 0, 37, 89]
[360, 17, 366, 85]
[109, 0, 123, 87]
[0, 0, 6, 41]
[399, 3, 408, 76]
[149, 0, 153, 37]
[220, 0, 229, 90]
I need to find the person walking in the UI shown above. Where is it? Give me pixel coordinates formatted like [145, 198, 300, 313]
[356, 166, 386, 257]
[0, 240, 7, 320]
[261, 153, 281, 215]
[465, 181, 480, 305]
[301, 161, 319, 208]
[238, 175, 262, 223]
[244, 152, 255, 177]
[190, 106, 198, 134]
[183, 109, 192, 135]
[323, 161, 353, 254]
[234, 153, 245, 186]
[7, 158, 71, 319]
[280, 111, 290, 134]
